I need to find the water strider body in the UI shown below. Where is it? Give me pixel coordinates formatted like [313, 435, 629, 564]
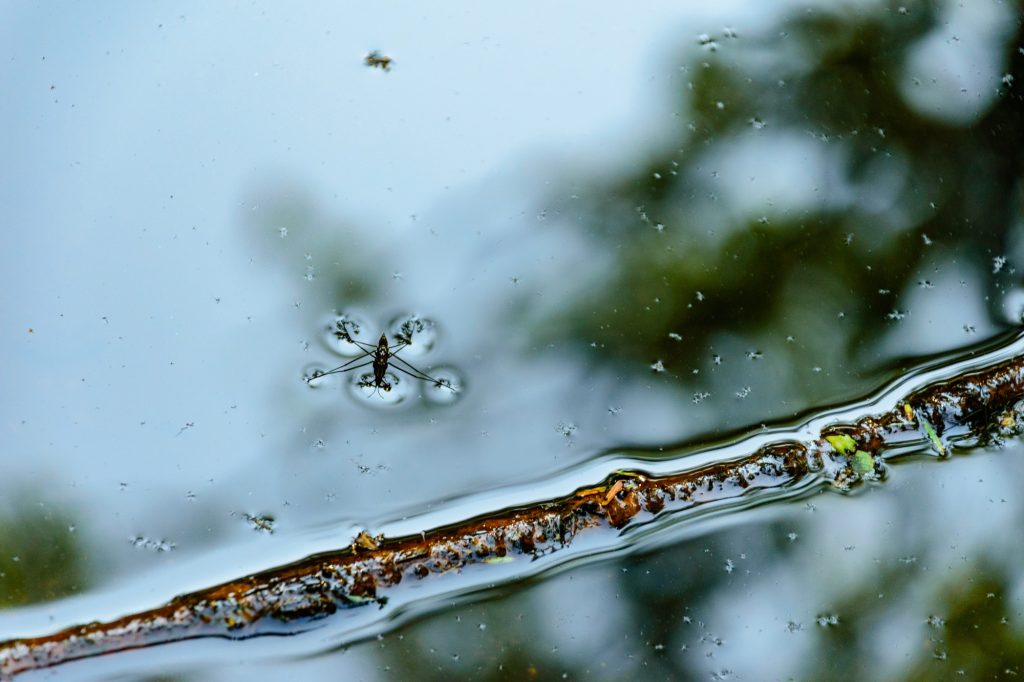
[370, 333, 393, 390]
[312, 326, 456, 396]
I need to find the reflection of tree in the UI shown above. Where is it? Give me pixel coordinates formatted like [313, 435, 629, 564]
[801, 558, 1024, 680]
[0, 504, 89, 608]
[377, 523, 786, 680]
[242, 181, 381, 308]
[377, 507, 1024, 679]
[544, 3, 1023, 390]
[902, 567, 1024, 680]
[376, 3, 1024, 678]
[616, 523, 785, 679]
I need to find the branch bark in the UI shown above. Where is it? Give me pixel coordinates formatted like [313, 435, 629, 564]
[4, 334, 1024, 678]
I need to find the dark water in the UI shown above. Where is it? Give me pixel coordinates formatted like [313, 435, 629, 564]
[2, 1, 1023, 679]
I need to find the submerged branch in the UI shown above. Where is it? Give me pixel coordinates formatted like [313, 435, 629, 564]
[4, 334, 1024, 677]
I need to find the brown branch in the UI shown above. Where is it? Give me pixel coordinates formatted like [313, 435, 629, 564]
[3, 338, 1024, 677]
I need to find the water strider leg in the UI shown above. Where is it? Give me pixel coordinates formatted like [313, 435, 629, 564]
[317, 359, 373, 378]
[389, 357, 455, 390]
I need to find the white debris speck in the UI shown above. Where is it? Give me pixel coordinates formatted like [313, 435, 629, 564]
[556, 422, 577, 439]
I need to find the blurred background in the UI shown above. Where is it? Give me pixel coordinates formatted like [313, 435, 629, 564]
[1, 0, 1022, 678]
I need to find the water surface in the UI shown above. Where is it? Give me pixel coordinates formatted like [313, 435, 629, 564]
[2, 0, 1022, 679]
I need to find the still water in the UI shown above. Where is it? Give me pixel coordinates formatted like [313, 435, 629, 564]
[1, 0, 1022, 679]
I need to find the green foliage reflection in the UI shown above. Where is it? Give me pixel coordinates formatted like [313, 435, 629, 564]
[0, 505, 89, 608]
[546, 3, 1024, 377]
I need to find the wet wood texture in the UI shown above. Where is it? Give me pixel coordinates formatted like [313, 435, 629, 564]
[3, 348, 1024, 677]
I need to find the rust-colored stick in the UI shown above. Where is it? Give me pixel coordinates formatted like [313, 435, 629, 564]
[3, 349, 1024, 677]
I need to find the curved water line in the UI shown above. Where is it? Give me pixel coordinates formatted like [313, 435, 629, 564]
[3, 330, 1024, 678]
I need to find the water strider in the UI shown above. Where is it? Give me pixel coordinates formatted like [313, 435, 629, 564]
[309, 316, 457, 396]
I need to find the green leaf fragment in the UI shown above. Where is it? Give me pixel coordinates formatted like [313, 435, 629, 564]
[483, 556, 515, 564]
[825, 434, 857, 456]
[920, 418, 945, 455]
[853, 450, 874, 474]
